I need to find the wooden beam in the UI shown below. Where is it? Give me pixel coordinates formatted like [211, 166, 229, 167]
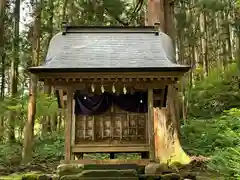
[72, 144, 149, 153]
[61, 159, 151, 165]
[45, 80, 176, 91]
[65, 87, 73, 161]
[148, 88, 155, 161]
[37, 71, 186, 79]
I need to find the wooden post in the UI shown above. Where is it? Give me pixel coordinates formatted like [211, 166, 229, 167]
[65, 87, 73, 161]
[148, 88, 155, 161]
[71, 98, 76, 146]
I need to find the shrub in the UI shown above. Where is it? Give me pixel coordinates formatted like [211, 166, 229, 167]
[187, 63, 240, 118]
[181, 108, 240, 178]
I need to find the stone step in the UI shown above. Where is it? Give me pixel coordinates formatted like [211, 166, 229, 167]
[60, 177, 138, 180]
[83, 164, 139, 170]
[57, 163, 140, 177]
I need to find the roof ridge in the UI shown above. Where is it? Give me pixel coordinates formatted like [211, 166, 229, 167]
[64, 25, 155, 29]
[62, 25, 157, 35]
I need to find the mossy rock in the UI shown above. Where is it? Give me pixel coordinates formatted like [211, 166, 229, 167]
[21, 172, 41, 180]
[80, 169, 137, 177]
[60, 176, 138, 180]
[21, 173, 53, 180]
[57, 164, 84, 176]
[137, 165, 145, 174]
[51, 174, 60, 180]
[145, 163, 173, 175]
[60, 169, 137, 180]
[138, 174, 162, 180]
[180, 171, 197, 179]
[161, 173, 181, 180]
[83, 164, 138, 171]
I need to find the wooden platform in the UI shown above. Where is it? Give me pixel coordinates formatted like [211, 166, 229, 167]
[72, 144, 149, 153]
[61, 159, 151, 165]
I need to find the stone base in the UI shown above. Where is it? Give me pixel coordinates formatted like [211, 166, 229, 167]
[60, 177, 138, 180]
[57, 163, 139, 180]
[56, 162, 198, 180]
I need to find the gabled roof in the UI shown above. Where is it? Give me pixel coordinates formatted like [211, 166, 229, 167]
[29, 26, 190, 73]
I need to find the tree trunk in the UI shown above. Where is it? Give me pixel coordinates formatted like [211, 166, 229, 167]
[22, 0, 42, 164]
[0, 0, 6, 141]
[0, 0, 6, 58]
[0, 53, 5, 141]
[199, 12, 208, 77]
[146, 0, 190, 165]
[154, 85, 190, 164]
[8, 0, 20, 143]
[62, 0, 69, 22]
[43, 0, 55, 134]
[22, 74, 37, 164]
[236, 31, 240, 70]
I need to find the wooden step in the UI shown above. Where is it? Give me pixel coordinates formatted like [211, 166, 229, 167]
[61, 159, 151, 166]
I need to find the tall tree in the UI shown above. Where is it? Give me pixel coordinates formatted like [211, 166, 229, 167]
[0, 0, 7, 141]
[199, 11, 208, 76]
[22, 0, 42, 164]
[146, 0, 191, 164]
[8, 0, 20, 142]
[42, 0, 56, 134]
[0, 0, 6, 58]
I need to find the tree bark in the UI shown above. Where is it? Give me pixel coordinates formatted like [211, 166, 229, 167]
[8, 0, 20, 143]
[146, 0, 190, 165]
[0, 0, 6, 139]
[154, 85, 190, 164]
[199, 11, 208, 77]
[62, 0, 69, 22]
[0, 53, 5, 141]
[22, 0, 42, 164]
[0, 0, 6, 57]
[0, 0, 6, 141]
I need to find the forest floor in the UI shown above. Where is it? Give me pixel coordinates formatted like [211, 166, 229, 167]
[0, 151, 223, 180]
[0, 116, 236, 180]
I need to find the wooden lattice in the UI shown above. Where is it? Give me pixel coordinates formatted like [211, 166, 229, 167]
[75, 105, 147, 144]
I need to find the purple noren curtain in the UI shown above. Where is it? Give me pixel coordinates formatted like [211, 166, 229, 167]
[74, 91, 148, 115]
[112, 92, 148, 113]
[74, 91, 112, 115]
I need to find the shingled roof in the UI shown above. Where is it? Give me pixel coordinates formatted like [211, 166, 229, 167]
[29, 26, 190, 73]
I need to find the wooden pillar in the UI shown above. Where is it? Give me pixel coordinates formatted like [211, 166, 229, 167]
[148, 88, 155, 161]
[65, 87, 73, 161]
[71, 97, 76, 159]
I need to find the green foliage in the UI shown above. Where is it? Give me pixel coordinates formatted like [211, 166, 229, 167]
[195, 0, 226, 12]
[187, 63, 240, 118]
[33, 132, 64, 162]
[0, 91, 58, 118]
[0, 143, 22, 166]
[0, 133, 64, 167]
[36, 92, 58, 118]
[181, 108, 240, 178]
[0, 91, 59, 142]
[208, 147, 240, 179]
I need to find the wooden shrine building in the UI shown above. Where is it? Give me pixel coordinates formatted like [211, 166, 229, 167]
[29, 25, 190, 164]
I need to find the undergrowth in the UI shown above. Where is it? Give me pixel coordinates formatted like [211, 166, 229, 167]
[187, 63, 240, 118]
[182, 63, 240, 179]
[182, 108, 240, 178]
[0, 133, 65, 168]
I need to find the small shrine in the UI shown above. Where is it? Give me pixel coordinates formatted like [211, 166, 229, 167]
[29, 24, 190, 164]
